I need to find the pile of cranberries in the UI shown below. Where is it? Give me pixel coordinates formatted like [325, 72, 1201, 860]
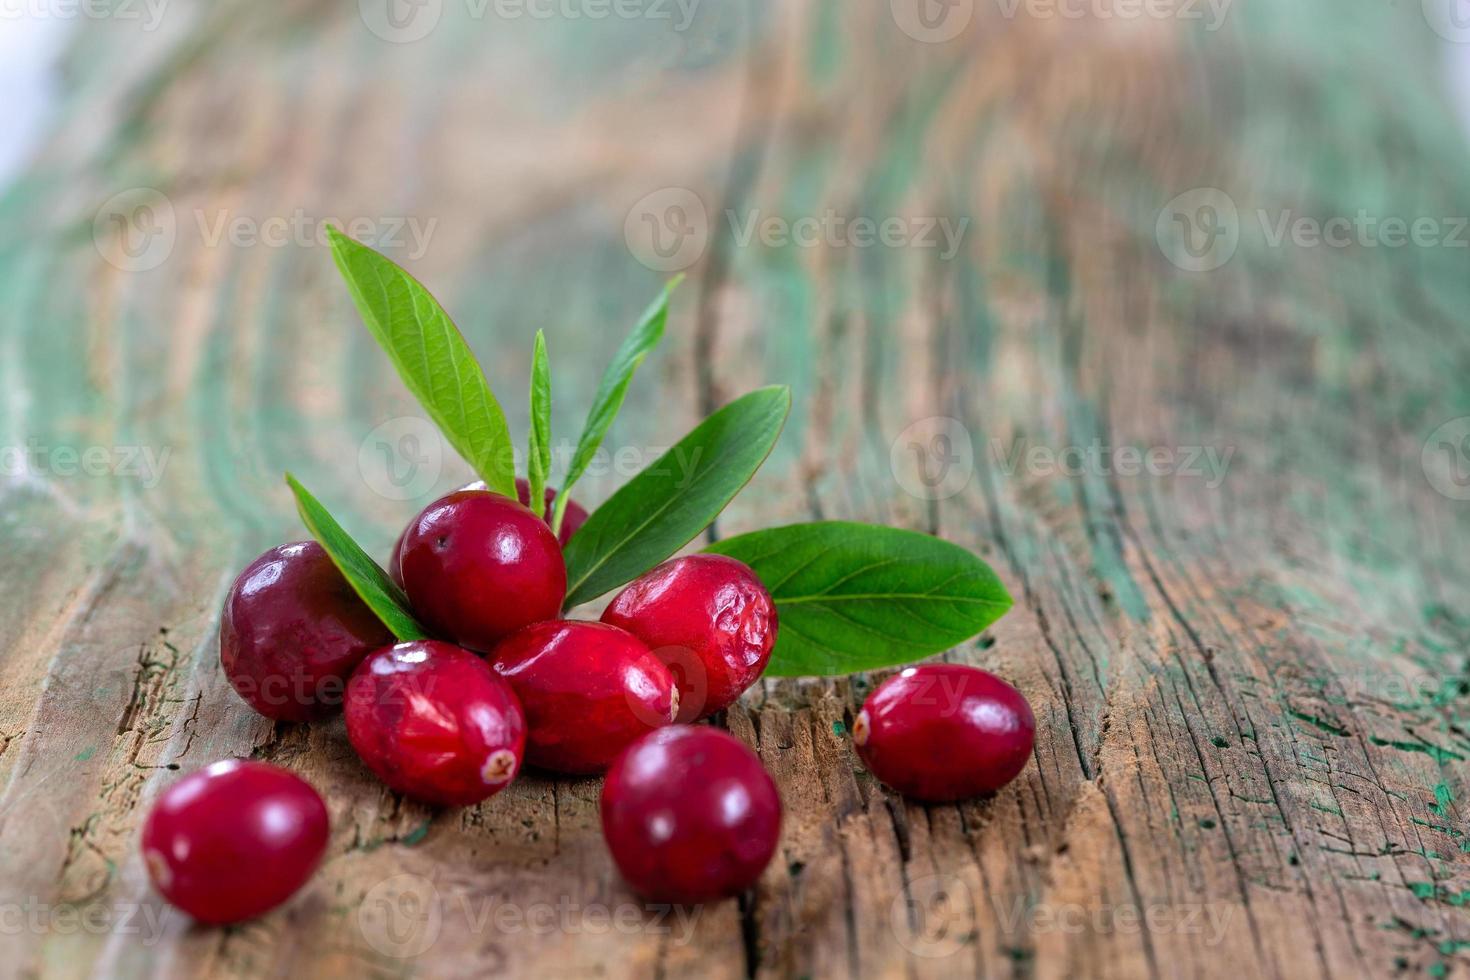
[143, 479, 1034, 924]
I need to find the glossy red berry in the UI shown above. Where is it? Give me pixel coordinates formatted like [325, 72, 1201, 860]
[389, 478, 586, 587]
[220, 542, 394, 721]
[491, 620, 677, 775]
[141, 760, 329, 923]
[601, 726, 781, 903]
[602, 555, 777, 723]
[395, 488, 566, 652]
[853, 664, 1034, 802]
[345, 640, 526, 807]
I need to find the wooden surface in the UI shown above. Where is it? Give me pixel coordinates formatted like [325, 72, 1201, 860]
[3, 2, 1470, 977]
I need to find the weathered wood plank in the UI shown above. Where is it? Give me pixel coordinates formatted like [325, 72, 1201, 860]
[1, 1, 1468, 978]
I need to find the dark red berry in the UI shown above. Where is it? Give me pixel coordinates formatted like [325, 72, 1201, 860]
[389, 478, 586, 587]
[511, 477, 589, 548]
[395, 489, 566, 652]
[490, 620, 677, 775]
[345, 640, 526, 807]
[601, 726, 781, 903]
[602, 555, 777, 723]
[141, 760, 329, 924]
[853, 664, 1034, 802]
[220, 542, 394, 721]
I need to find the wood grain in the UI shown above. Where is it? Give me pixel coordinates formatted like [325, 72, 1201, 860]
[2, 1, 1469, 977]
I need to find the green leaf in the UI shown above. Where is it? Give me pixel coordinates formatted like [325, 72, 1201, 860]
[552, 276, 681, 534]
[526, 330, 552, 510]
[285, 473, 428, 642]
[327, 226, 516, 497]
[561, 384, 790, 608]
[705, 522, 1013, 676]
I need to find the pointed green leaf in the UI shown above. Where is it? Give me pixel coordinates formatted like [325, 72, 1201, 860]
[552, 276, 681, 533]
[705, 522, 1013, 676]
[327, 226, 516, 497]
[527, 330, 552, 510]
[561, 384, 789, 608]
[285, 473, 427, 642]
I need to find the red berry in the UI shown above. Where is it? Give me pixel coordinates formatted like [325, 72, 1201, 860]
[396, 489, 566, 652]
[601, 726, 781, 903]
[345, 640, 526, 807]
[141, 760, 329, 923]
[853, 664, 1034, 802]
[220, 542, 394, 721]
[511, 477, 589, 548]
[602, 555, 777, 723]
[389, 478, 586, 587]
[491, 620, 677, 774]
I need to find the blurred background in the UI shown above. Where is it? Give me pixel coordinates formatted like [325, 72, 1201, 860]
[3, 2, 1470, 977]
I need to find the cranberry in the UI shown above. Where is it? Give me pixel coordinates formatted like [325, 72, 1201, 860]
[345, 640, 526, 807]
[602, 555, 777, 723]
[220, 542, 394, 721]
[141, 760, 329, 923]
[510, 477, 589, 548]
[395, 488, 566, 652]
[601, 726, 781, 903]
[389, 478, 586, 587]
[853, 664, 1034, 802]
[490, 620, 677, 774]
